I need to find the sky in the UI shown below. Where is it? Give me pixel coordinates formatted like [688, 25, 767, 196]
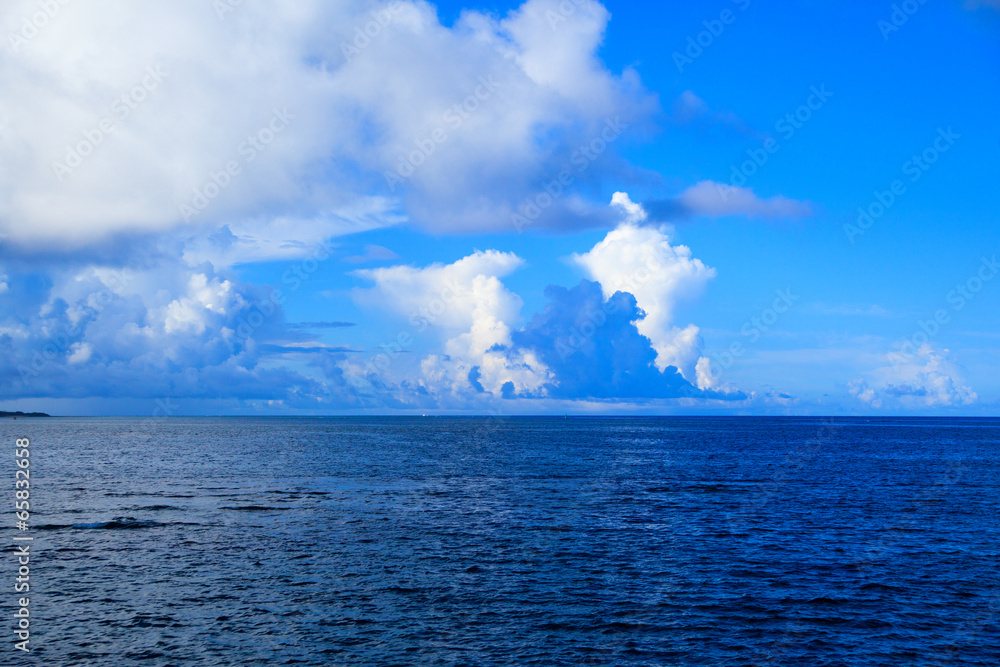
[0, 0, 998, 416]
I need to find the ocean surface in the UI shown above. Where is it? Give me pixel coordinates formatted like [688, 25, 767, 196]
[2, 417, 999, 666]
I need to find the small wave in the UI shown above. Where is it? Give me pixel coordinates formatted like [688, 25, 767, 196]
[859, 582, 905, 592]
[220, 505, 292, 512]
[803, 596, 847, 607]
[268, 490, 332, 496]
[684, 483, 739, 493]
[853, 617, 894, 629]
[105, 492, 195, 498]
[122, 614, 183, 629]
[36, 517, 196, 530]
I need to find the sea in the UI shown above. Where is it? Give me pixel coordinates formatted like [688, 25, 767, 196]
[1, 417, 998, 666]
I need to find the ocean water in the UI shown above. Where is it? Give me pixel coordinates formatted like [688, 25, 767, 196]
[2, 417, 999, 666]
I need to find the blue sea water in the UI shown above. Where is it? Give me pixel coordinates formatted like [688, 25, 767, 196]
[2, 417, 999, 666]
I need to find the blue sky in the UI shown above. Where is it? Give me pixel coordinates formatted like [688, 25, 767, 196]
[1, 0, 997, 415]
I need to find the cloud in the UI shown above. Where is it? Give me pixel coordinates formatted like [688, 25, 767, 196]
[511, 280, 705, 399]
[1, 0, 346, 249]
[353, 197, 736, 403]
[850, 345, 978, 409]
[286, 321, 356, 330]
[673, 90, 711, 122]
[354, 250, 525, 340]
[673, 90, 757, 136]
[356, 267, 735, 403]
[0, 252, 378, 408]
[344, 244, 400, 264]
[645, 181, 812, 222]
[571, 193, 716, 385]
[354, 250, 553, 398]
[0, 0, 654, 250]
[8, 221, 729, 410]
[178, 201, 404, 267]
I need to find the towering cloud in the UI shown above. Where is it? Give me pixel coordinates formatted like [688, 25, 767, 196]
[510, 280, 697, 399]
[354, 194, 728, 402]
[354, 250, 552, 399]
[572, 193, 717, 385]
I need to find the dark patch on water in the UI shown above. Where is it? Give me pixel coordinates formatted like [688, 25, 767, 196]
[35, 517, 202, 530]
[219, 505, 293, 511]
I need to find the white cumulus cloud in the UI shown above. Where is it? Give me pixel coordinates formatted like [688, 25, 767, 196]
[851, 345, 978, 409]
[572, 193, 716, 385]
[0, 0, 653, 251]
[354, 250, 552, 397]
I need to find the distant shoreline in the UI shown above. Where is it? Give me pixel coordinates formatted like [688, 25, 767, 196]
[0, 411, 51, 418]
